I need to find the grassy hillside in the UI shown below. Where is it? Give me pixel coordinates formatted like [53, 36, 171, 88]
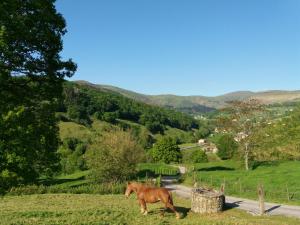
[77, 81, 300, 114]
[1, 194, 299, 225]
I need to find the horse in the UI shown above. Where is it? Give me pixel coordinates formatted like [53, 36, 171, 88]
[125, 182, 180, 219]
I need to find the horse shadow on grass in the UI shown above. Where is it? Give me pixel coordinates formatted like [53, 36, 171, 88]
[149, 206, 190, 219]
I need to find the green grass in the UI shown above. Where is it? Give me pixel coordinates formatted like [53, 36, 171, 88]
[179, 143, 198, 148]
[58, 121, 92, 142]
[184, 160, 300, 205]
[155, 126, 195, 143]
[8, 171, 125, 196]
[137, 163, 180, 176]
[0, 194, 299, 225]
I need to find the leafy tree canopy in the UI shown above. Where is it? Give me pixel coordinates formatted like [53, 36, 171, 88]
[0, 0, 76, 188]
[151, 137, 182, 164]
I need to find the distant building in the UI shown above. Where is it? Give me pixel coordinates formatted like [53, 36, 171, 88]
[198, 139, 218, 154]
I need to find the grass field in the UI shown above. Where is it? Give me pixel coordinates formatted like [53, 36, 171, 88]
[137, 163, 180, 176]
[1, 194, 299, 225]
[184, 160, 300, 205]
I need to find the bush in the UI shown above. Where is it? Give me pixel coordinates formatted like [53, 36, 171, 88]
[216, 134, 238, 160]
[58, 139, 87, 174]
[190, 149, 208, 163]
[85, 130, 145, 183]
[150, 137, 182, 164]
[102, 111, 119, 124]
[145, 121, 164, 134]
[195, 127, 211, 139]
[182, 148, 208, 163]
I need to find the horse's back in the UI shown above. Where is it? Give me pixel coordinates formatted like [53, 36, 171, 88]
[138, 186, 172, 203]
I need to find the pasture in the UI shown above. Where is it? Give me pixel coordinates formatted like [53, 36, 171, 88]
[1, 194, 299, 225]
[184, 160, 300, 205]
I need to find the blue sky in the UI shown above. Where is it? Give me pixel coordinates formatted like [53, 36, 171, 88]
[56, 0, 300, 96]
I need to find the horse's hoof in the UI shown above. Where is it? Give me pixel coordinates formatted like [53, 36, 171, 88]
[176, 214, 181, 219]
[143, 211, 148, 216]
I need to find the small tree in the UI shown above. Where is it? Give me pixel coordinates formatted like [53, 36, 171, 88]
[85, 130, 145, 183]
[151, 137, 182, 164]
[216, 134, 238, 160]
[217, 100, 266, 170]
[190, 149, 208, 163]
[195, 127, 211, 139]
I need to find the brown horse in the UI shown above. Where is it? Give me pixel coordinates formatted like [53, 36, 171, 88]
[125, 182, 180, 219]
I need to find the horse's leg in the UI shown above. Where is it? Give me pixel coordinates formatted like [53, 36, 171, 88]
[139, 199, 148, 215]
[165, 201, 180, 219]
[138, 199, 144, 214]
[138, 199, 146, 214]
[160, 205, 167, 217]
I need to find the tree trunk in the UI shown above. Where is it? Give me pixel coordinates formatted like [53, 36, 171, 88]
[244, 143, 249, 171]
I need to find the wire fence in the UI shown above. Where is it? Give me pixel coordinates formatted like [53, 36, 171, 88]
[192, 173, 300, 204]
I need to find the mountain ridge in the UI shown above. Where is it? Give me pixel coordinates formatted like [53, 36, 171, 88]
[74, 80, 300, 113]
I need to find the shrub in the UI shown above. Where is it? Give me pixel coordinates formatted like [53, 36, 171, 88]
[190, 150, 208, 163]
[195, 127, 211, 139]
[58, 139, 87, 174]
[216, 134, 238, 160]
[150, 137, 182, 164]
[85, 130, 145, 183]
[182, 148, 208, 163]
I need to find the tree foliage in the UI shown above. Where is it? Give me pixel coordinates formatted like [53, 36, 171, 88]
[217, 100, 267, 170]
[61, 83, 198, 133]
[150, 137, 182, 164]
[85, 130, 145, 183]
[216, 134, 238, 160]
[251, 106, 300, 161]
[182, 148, 208, 163]
[0, 0, 76, 188]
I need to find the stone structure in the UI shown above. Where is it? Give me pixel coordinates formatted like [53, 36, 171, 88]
[191, 188, 225, 214]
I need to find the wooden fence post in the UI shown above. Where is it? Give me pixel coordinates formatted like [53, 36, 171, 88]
[257, 184, 265, 216]
[220, 183, 225, 194]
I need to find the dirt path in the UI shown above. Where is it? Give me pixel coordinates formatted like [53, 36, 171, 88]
[163, 165, 300, 219]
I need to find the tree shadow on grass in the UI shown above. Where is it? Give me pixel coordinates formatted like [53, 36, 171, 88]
[197, 166, 235, 172]
[136, 169, 156, 179]
[223, 201, 243, 211]
[38, 176, 85, 186]
[252, 161, 280, 170]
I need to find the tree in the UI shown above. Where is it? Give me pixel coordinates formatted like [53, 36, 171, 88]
[217, 100, 266, 170]
[0, 0, 76, 188]
[183, 149, 208, 163]
[216, 134, 238, 160]
[195, 127, 211, 139]
[151, 137, 182, 164]
[85, 130, 145, 183]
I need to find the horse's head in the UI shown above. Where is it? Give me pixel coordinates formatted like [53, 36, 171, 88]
[125, 182, 134, 198]
[125, 182, 141, 198]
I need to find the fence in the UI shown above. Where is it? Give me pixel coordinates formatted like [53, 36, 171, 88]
[192, 173, 300, 205]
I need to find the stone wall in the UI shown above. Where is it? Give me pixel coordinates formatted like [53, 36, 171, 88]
[191, 188, 225, 214]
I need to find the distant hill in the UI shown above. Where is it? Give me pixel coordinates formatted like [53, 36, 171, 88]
[75, 81, 300, 113]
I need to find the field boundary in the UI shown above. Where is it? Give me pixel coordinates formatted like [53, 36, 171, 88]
[164, 183, 300, 219]
[163, 165, 300, 219]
